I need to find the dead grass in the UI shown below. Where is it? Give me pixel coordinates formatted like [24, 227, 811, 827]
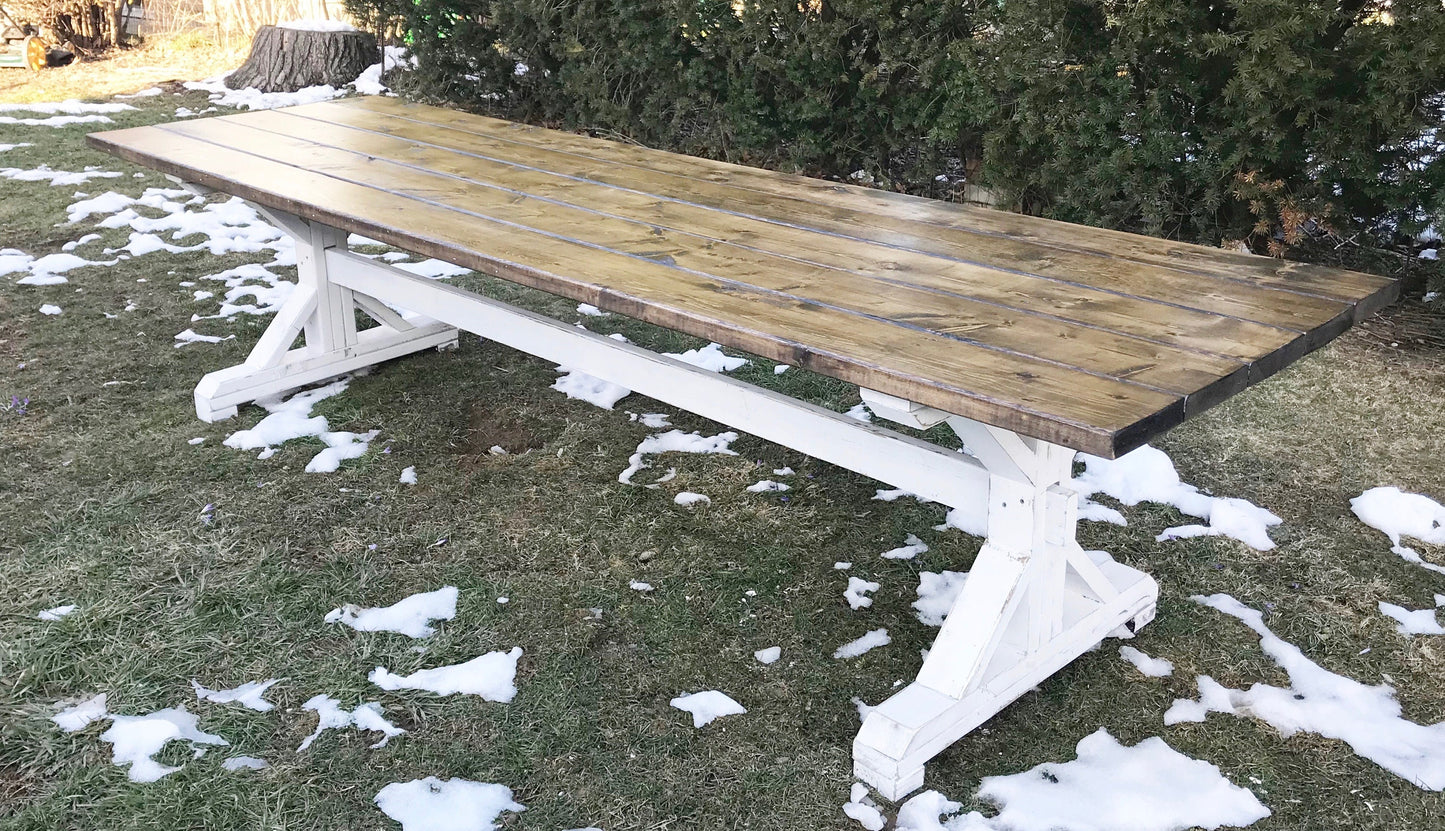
[0, 32, 249, 104]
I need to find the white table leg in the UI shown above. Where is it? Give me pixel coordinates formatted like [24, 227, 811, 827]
[193, 210, 459, 421]
[853, 402, 1159, 801]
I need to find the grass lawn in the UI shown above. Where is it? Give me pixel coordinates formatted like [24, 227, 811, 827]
[2, 86, 1445, 831]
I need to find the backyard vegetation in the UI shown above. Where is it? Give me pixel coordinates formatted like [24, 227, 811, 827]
[2, 34, 1445, 831]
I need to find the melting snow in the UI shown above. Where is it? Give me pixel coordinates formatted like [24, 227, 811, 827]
[1166, 594, 1445, 790]
[552, 368, 631, 409]
[370, 648, 523, 701]
[100, 706, 228, 782]
[374, 777, 525, 831]
[914, 571, 969, 626]
[629, 580, 654, 592]
[895, 729, 1268, 831]
[670, 690, 747, 727]
[843, 783, 887, 830]
[745, 479, 790, 493]
[222, 377, 380, 472]
[0, 100, 135, 114]
[845, 403, 872, 422]
[1073, 445, 1282, 551]
[51, 693, 108, 732]
[223, 755, 269, 771]
[664, 342, 748, 372]
[325, 586, 459, 638]
[297, 695, 406, 751]
[845, 577, 880, 610]
[397, 258, 470, 279]
[1119, 646, 1173, 677]
[399, 466, 418, 485]
[1, 165, 122, 187]
[754, 646, 781, 665]
[834, 628, 891, 659]
[0, 142, 33, 151]
[1350, 486, 1445, 575]
[191, 678, 282, 711]
[1379, 600, 1445, 635]
[173, 328, 236, 347]
[38, 304, 62, 315]
[674, 492, 711, 506]
[0, 114, 114, 127]
[618, 430, 739, 485]
[577, 303, 606, 317]
[37, 603, 77, 620]
[881, 533, 929, 560]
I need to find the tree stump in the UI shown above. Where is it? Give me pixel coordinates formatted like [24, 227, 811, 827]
[225, 24, 378, 93]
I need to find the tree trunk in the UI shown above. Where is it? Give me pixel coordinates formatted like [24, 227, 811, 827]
[225, 24, 378, 93]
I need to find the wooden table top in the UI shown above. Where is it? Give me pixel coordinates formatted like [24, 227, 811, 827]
[88, 97, 1397, 457]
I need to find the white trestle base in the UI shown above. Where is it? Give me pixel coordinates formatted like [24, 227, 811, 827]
[854, 391, 1158, 800]
[192, 210, 1158, 801]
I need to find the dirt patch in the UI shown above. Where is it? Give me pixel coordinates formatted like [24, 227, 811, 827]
[1347, 299, 1445, 357]
[460, 401, 552, 461]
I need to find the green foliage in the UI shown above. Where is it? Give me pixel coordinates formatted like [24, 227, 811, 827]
[345, 0, 1445, 246]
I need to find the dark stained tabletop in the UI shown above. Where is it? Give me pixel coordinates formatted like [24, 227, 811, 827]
[89, 97, 1398, 457]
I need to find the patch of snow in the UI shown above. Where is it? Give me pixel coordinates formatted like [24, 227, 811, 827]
[895, 729, 1268, 831]
[845, 403, 872, 422]
[843, 783, 886, 831]
[0, 142, 34, 152]
[618, 429, 738, 485]
[352, 45, 412, 96]
[191, 678, 282, 711]
[38, 603, 77, 620]
[1420, 249, 1438, 260]
[117, 87, 164, 98]
[635, 412, 670, 428]
[577, 303, 607, 317]
[1350, 486, 1445, 575]
[183, 77, 346, 111]
[553, 368, 631, 409]
[873, 488, 919, 502]
[754, 646, 781, 665]
[844, 577, 880, 610]
[935, 502, 988, 538]
[374, 777, 525, 831]
[1167, 593, 1445, 790]
[222, 377, 380, 473]
[325, 586, 459, 639]
[674, 492, 711, 506]
[173, 328, 236, 347]
[1073, 445, 1281, 550]
[746, 479, 790, 493]
[51, 693, 108, 732]
[774, 364, 790, 374]
[834, 628, 891, 659]
[629, 580, 654, 592]
[38, 304, 62, 315]
[223, 755, 269, 771]
[881, 533, 929, 560]
[399, 466, 417, 485]
[370, 648, 523, 701]
[298, 695, 406, 751]
[396, 258, 470, 279]
[664, 342, 747, 372]
[15, 252, 118, 285]
[1379, 602, 1445, 635]
[0, 100, 135, 115]
[913, 571, 969, 626]
[1, 165, 123, 187]
[1119, 645, 1173, 677]
[835, 562, 852, 570]
[0, 114, 113, 127]
[670, 690, 747, 727]
[772, 466, 794, 476]
[100, 706, 228, 783]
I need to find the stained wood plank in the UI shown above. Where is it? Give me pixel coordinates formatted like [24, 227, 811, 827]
[88, 125, 1185, 455]
[174, 113, 1252, 401]
[236, 107, 1304, 374]
[334, 96, 1396, 317]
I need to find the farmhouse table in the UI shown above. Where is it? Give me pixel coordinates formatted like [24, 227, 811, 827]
[90, 98, 1396, 799]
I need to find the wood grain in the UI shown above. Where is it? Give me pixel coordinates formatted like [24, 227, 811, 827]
[86, 100, 1399, 457]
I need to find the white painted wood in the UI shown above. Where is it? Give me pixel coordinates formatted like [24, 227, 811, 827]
[324, 249, 995, 511]
[860, 388, 950, 429]
[853, 422, 1158, 800]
